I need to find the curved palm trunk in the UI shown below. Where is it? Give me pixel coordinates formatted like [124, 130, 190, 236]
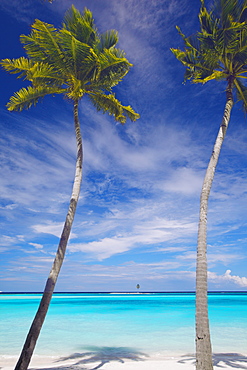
[196, 78, 234, 370]
[15, 100, 83, 370]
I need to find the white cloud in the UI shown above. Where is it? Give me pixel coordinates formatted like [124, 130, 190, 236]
[69, 238, 130, 260]
[0, 111, 76, 212]
[0, 0, 38, 23]
[0, 204, 17, 210]
[161, 167, 203, 195]
[208, 270, 247, 287]
[83, 112, 202, 178]
[179, 248, 245, 263]
[9, 256, 55, 272]
[208, 253, 244, 266]
[29, 242, 43, 249]
[0, 235, 24, 248]
[32, 221, 77, 239]
[68, 216, 196, 260]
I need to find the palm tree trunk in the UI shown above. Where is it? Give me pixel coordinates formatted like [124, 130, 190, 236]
[14, 100, 83, 370]
[196, 77, 234, 370]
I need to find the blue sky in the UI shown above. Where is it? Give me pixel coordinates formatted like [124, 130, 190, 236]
[0, 0, 247, 292]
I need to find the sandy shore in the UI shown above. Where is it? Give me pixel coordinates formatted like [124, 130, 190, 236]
[1, 352, 246, 370]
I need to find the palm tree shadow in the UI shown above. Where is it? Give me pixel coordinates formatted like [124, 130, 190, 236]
[213, 353, 247, 369]
[177, 353, 247, 369]
[60, 346, 148, 369]
[30, 346, 148, 370]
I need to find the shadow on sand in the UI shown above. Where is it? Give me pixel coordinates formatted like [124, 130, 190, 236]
[31, 346, 149, 370]
[178, 353, 247, 369]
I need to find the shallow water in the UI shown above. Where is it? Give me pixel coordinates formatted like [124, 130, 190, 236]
[1, 292, 246, 357]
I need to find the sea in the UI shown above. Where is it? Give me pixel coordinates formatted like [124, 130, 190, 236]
[0, 292, 246, 359]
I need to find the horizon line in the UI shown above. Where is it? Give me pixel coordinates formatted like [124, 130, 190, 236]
[1, 290, 246, 294]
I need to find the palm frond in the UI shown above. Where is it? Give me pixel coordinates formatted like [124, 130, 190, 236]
[0, 57, 35, 79]
[89, 92, 139, 123]
[109, 48, 126, 59]
[0, 58, 65, 88]
[234, 77, 247, 109]
[194, 70, 226, 83]
[59, 29, 100, 81]
[97, 49, 131, 85]
[212, 0, 237, 25]
[7, 85, 66, 111]
[28, 62, 64, 83]
[20, 19, 66, 71]
[170, 48, 197, 81]
[175, 26, 201, 53]
[173, 0, 247, 88]
[199, 3, 217, 35]
[63, 6, 98, 46]
[121, 105, 140, 122]
[171, 46, 216, 82]
[233, 48, 247, 67]
[239, 0, 247, 21]
[20, 35, 47, 62]
[98, 30, 119, 51]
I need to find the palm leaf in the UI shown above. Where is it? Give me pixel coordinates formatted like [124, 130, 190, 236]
[59, 29, 100, 81]
[63, 6, 98, 46]
[212, 0, 236, 26]
[28, 62, 64, 84]
[234, 77, 247, 109]
[175, 26, 202, 53]
[239, 0, 247, 21]
[121, 105, 140, 122]
[98, 30, 119, 51]
[97, 49, 131, 83]
[89, 92, 139, 123]
[21, 20, 67, 72]
[109, 47, 126, 59]
[7, 85, 66, 111]
[233, 48, 247, 66]
[170, 48, 195, 68]
[1, 58, 65, 88]
[199, 3, 217, 35]
[0, 57, 35, 79]
[193, 70, 226, 83]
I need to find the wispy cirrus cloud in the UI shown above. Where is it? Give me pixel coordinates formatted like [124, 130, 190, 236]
[32, 221, 77, 240]
[68, 214, 197, 261]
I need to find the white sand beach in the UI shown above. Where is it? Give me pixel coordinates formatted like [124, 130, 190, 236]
[1, 352, 246, 370]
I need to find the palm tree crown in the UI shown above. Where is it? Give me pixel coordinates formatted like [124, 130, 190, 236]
[1, 6, 139, 123]
[171, 0, 247, 107]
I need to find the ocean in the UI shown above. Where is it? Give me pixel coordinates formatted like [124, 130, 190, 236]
[0, 292, 246, 359]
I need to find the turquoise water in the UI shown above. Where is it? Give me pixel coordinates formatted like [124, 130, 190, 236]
[0, 292, 246, 358]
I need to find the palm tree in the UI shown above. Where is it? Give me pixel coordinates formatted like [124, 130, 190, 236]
[171, 1, 247, 369]
[1, 6, 139, 370]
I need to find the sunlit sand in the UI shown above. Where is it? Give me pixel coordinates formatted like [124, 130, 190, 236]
[1, 352, 246, 370]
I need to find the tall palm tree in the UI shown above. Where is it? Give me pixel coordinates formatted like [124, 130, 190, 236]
[1, 6, 139, 370]
[171, 0, 247, 369]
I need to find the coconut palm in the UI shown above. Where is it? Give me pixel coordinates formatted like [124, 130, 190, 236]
[171, 0, 247, 369]
[1, 6, 139, 370]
